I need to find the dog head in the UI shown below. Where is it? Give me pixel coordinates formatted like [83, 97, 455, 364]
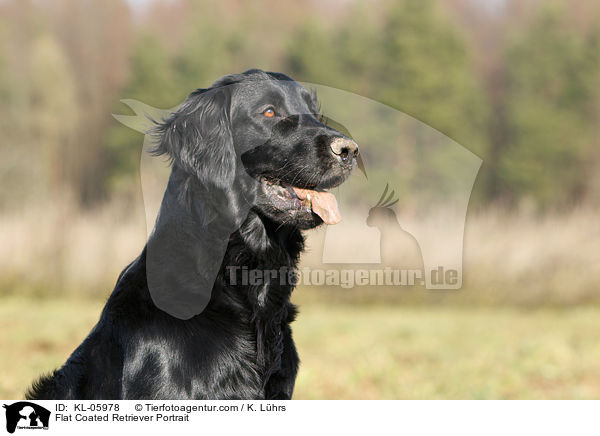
[147, 69, 358, 318]
[154, 69, 358, 229]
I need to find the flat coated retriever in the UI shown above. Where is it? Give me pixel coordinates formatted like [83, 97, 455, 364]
[26, 69, 358, 400]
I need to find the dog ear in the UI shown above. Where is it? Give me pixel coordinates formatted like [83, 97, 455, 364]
[146, 170, 233, 320]
[145, 86, 256, 320]
[153, 87, 236, 189]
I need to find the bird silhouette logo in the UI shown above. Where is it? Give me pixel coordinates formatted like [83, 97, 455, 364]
[366, 184, 423, 271]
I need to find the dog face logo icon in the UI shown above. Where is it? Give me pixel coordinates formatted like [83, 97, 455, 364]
[3, 402, 50, 434]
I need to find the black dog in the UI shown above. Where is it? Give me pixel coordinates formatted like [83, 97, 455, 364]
[27, 69, 358, 400]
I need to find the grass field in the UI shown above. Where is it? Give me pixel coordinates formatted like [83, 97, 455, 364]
[2, 296, 600, 399]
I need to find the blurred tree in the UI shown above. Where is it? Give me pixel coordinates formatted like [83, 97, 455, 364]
[105, 33, 178, 193]
[0, 0, 47, 208]
[334, 2, 381, 95]
[29, 35, 79, 195]
[376, 0, 487, 151]
[0, 30, 25, 209]
[287, 2, 380, 92]
[2, 0, 600, 212]
[286, 0, 488, 206]
[499, 6, 600, 208]
[286, 19, 338, 86]
[47, 0, 132, 205]
[172, 0, 264, 93]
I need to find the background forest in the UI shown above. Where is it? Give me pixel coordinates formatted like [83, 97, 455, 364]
[1, 0, 600, 399]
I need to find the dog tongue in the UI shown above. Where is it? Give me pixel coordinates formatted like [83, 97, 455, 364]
[292, 188, 341, 225]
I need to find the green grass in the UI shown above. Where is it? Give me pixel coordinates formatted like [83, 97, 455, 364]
[2, 296, 600, 399]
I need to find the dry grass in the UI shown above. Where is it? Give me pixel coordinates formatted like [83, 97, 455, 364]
[0, 198, 147, 297]
[1, 200, 599, 399]
[1, 200, 599, 305]
[461, 207, 600, 305]
[0, 297, 105, 399]
[299, 206, 600, 306]
[293, 304, 600, 399]
[2, 296, 600, 399]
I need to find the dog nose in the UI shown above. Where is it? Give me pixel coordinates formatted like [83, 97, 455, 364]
[330, 137, 359, 164]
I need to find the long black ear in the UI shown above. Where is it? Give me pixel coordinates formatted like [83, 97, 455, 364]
[146, 170, 234, 320]
[153, 87, 236, 189]
[145, 86, 254, 320]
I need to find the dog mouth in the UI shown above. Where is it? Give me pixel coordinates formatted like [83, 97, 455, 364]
[260, 178, 342, 225]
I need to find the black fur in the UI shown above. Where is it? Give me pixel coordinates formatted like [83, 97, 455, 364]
[26, 69, 357, 400]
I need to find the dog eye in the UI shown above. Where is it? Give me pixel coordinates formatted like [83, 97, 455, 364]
[263, 108, 276, 118]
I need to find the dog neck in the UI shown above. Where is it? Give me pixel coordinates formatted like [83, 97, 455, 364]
[216, 210, 304, 381]
[220, 210, 304, 314]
